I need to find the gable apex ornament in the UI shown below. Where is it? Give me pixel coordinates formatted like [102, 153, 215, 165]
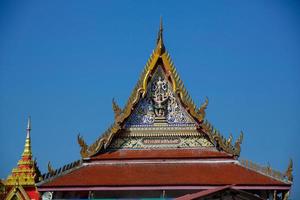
[155, 17, 165, 56]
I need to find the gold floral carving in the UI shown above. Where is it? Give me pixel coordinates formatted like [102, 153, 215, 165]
[110, 136, 213, 149]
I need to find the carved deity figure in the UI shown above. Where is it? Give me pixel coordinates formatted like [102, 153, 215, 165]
[151, 76, 169, 118]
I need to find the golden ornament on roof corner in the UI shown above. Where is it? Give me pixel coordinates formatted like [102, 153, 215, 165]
[77, 134, 89, 158]
[285, 159, 293, 182]
[47, 161, 55, 176]
[112, 98, 122, 121]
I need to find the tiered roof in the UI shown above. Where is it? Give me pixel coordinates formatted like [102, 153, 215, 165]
[4, 117, 41, 200]
[37, 19, 292, 199]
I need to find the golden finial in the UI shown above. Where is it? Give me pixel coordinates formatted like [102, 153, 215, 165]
[227, 133, 233, 145]
[286, 159, 293, 182]
[77, 133, 89, 158]
[22, 116, 32, 157]
[155, 16, 165, 55]
[199, 97, 209, 120]
[27, 116, 31, 132]
[112, 98, 122, 120]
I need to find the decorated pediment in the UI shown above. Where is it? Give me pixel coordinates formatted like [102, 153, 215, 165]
[77, 19, 243, 158]
[125, 65, 195, 128]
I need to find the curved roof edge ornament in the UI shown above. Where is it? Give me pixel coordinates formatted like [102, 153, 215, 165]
[285, 159, 293, 182]
[233, 131, 244, 157]
[112, 98, 122, 122]
[47, 161, 55, 176]
[198, 96, 209, 121]
[77, 134, 89, 158]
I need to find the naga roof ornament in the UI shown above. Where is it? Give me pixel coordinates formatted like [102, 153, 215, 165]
[77, 19, 243, 158]
[285, 159, 293, 182]
[112, 98, 122, 121]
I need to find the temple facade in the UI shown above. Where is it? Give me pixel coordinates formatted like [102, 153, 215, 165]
[2, 20, 293, 200]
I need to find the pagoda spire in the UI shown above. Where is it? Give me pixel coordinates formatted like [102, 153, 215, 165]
[5, 116, 40, 200]
[155, 17, 165, 55]
[22, 116, 32, 157]
[5, 116, 37, 186]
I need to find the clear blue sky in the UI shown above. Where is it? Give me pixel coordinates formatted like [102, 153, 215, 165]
[1, 0, 299, 198]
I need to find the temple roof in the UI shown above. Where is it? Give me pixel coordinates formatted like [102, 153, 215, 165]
[38, 158, 291, 190]
[38, 20, 293, 193]
[77, 19, 243, 159]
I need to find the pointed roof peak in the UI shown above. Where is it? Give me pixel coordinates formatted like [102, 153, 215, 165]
[23, 116, 32, 157]
[27, 116, 31, 136]
[155, 17, 165, 55]
[6, 117, 37, 186]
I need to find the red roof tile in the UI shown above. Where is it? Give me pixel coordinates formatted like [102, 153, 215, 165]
[39, 161, 288, 188]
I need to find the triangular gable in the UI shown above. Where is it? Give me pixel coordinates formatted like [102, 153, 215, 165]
[5, 186, 30, 200]
[77, 20, 243, 158]
[125, 65, 196, 127]
[109, 64, 214, 149]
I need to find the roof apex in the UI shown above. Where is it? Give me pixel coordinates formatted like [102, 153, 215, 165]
[155, 17, 165, 55]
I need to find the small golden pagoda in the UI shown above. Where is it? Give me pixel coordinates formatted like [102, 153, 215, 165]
[4, 117, 41, 200]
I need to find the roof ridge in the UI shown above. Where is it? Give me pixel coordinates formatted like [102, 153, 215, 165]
[38, 159, 82, 185]
[238, 159, 292, 184]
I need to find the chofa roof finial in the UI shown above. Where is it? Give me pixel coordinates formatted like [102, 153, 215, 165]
[155, 16, 165, 55]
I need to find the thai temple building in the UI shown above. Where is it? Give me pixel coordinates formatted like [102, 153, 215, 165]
[1, 20, 293, 200]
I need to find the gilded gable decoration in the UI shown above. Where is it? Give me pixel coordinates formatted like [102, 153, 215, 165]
[77, 19, 243, 158]
[125, 66, 195, 127]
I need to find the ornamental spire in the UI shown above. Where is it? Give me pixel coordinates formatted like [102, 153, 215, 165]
[155, 17, 165, 55]
[22, 116, 32, 157]
[6, 116, 37, 186]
